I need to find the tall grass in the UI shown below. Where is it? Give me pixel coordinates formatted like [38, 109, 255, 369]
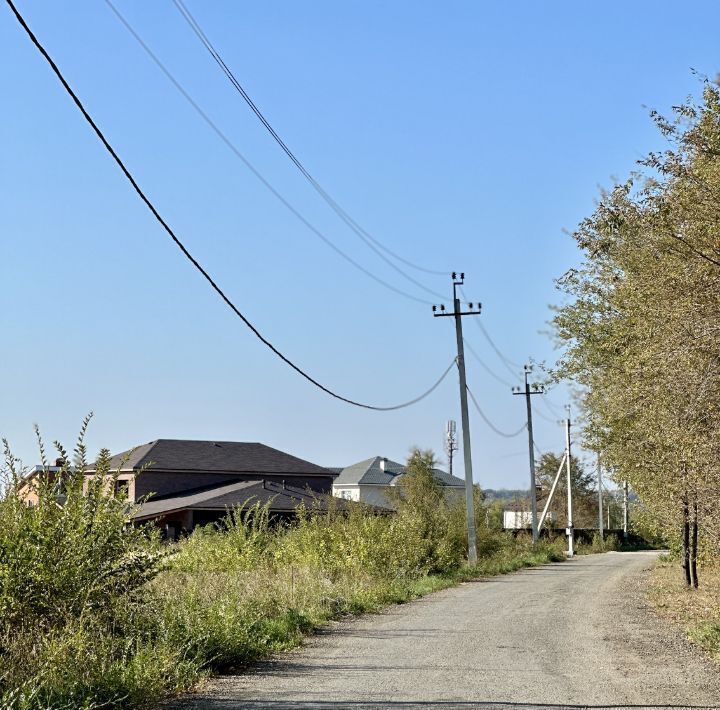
[0, 438, 565, 709]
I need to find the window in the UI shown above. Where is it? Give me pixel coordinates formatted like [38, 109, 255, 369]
[114, 479, 130, 499]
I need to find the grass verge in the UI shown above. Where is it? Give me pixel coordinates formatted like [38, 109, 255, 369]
[647, 559, 720, 662]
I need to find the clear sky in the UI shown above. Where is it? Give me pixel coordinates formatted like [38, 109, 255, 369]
[2, 1, 718, 488]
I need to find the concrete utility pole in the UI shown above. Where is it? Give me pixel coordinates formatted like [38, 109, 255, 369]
[512, 365, 544, 544]
[623, 480, 629, 540]
[565, 406, 575, 557]
[433, 272, 482, 565]
[597, 455, 604, 542]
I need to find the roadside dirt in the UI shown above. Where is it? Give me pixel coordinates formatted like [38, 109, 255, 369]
[647, 560, 720, 663]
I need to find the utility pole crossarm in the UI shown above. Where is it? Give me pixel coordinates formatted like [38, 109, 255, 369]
[434, 307, 482, 317]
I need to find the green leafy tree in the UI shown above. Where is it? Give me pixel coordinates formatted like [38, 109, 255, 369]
[387, 448, 466, 573]
[535, 452, 597, 528]
[552, 79, 720, 585]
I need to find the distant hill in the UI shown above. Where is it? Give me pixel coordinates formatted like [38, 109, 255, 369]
[482, 488, 530, 503]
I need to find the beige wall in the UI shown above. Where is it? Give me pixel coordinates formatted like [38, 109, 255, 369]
[334, 483, 465, 510]
[17, 480, 40, 505]
[83, 474, 136, 501]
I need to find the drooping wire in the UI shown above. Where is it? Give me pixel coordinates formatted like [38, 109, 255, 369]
[458, 286, 523, 377]
[463, 338, 514, 388]
[476, 320, 524, 373]
[171, 0, 449, 284]
[539, 395, 565, 419]
[533, 406, 559, 424]
[103, 0, 433, 307]
[465, 385, 526, 438]
[5, 0, 457, 411]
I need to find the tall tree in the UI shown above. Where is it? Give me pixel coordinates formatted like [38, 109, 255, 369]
[552, 80, 720, 585]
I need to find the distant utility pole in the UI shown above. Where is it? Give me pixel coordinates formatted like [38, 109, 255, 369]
[512, 365, 544, 544]
[433, 272, 482, 565]
[565, 405, 575, 557]
[597, 455, 604, 542]
[444, 420, 458, 477]
[623, 480, 629, 540]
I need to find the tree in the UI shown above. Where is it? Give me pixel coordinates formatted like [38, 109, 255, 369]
[535, 452, 598, 528]
[386, 448, 466, 572]
[552, 80, 720, 585]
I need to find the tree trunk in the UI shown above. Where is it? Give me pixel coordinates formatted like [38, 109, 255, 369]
[690, 498, 699, 589]
[682, 493, 691, 587]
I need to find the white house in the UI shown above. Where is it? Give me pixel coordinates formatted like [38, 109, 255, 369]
[503, 510, 557, 530]
[331, 456, 465, 509]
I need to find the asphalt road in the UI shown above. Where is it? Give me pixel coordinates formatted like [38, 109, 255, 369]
[169, 552, 720, 710]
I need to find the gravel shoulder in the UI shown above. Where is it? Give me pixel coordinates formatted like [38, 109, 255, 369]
[167, 551, 720, 709]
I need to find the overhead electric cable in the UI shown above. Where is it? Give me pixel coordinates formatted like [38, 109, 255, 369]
[539, 395, 564, 418]
[171, 0, 449, 284]
[458, 286, 523, 377]
[465, 385, 526, 438]
[103, 0, 433, 307]
[533, 407, 559, 424]
[463, 337, 514, 388]
[5, 0, 456, 411]
[476, 320, 524, 373]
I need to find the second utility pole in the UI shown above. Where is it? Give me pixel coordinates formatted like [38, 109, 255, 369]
[597, 455, 604, 542]
[512, 365, 544, 544]
[565, 405, 575, 557]
[433, 272, 481, 564]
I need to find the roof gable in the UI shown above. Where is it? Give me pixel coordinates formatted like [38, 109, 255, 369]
[333, 456, 465, 487]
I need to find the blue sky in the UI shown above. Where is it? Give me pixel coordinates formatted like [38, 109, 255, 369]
[2, 1, 718, 488]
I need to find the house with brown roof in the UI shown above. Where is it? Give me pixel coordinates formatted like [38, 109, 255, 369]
[84, 439, 340, 538]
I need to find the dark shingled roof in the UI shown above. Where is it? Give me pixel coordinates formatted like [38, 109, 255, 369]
[132, 479, 348, 521]
[86, 439, 332, 477]
[333, 456, 465, 487]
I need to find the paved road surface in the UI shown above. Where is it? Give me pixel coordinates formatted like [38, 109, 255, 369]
[169, 552, 720, 709]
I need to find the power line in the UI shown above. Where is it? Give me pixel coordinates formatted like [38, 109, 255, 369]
[533, 406, 559, 424]
[5, 0, 457, 412]
[463, 337, 515, 388]
[458, 286, 523, 376]
[103, 0, 434, 306]
[465, 385, 526, 438]
[475, 320, 523, 376]
[539, 395, 565, 418]
[171, 0, 448, 284]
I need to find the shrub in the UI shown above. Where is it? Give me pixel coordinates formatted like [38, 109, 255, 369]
[0, 434, 567, 708]
[0, 422, 166, 708]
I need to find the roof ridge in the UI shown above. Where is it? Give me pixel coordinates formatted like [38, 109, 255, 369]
[131, 439, 161, 470]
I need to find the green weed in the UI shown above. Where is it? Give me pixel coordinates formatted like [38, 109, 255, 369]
[1, 436, 568, 709]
